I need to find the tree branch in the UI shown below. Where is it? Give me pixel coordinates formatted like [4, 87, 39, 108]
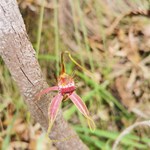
[0, 0, 88, 149]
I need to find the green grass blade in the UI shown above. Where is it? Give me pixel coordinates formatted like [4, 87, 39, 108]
[54, 0, 60, 76]
[76, 71, 129, 116]
[36, 0, 45, 58]
[2, 113, 17, 150]
[79, 133, 105, 149]
[74, 126, 149, 149]
[76, 0, 94, 71]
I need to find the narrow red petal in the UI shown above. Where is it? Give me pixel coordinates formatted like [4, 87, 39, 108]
[69, 92, 96, 132]
[48, 93, 63, 122]
[47, 93, 63, 134]
[36, 86, 58, 100]
[69, 92, 89, 117]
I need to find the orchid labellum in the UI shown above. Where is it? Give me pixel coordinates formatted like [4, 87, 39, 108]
[37, 51, 95, 140]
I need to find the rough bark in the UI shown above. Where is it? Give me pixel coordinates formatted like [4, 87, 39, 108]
[0, 0, 88, 150]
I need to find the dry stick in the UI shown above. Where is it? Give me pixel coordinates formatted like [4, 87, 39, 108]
[0, 1, 88, 150]
[112, 120, 150, 150]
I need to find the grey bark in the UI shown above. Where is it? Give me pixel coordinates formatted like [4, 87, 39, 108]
[0, 0, 88, 150]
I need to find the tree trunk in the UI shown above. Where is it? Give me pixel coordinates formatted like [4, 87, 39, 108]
[0, 0, 88, 150]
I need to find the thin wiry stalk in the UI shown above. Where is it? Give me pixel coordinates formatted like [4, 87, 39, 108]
[36, 0, 45, 58]
[94, 0, 107, 49]
[54, 0, 60, 76]
[70, 0, 84, 67]
[112, 120, 150, 150]
[76, 0, 94, 72]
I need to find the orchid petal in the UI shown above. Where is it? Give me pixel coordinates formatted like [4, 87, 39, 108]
[86, 115, 96, 132]
[69, 92, 96, 132]
[69, 92, 89, 116]
[37, 86, 58, 100]
[47, 93, 63, 134]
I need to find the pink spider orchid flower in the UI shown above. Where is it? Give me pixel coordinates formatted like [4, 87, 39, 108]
[37, 52, 96, 135]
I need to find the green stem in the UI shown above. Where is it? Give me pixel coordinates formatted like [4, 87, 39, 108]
[54, 0, 59, 76]
[36, 0, 45, 58]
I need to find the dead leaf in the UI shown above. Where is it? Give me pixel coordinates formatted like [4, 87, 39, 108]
[115, 76, 136, 110]
[126, 27, 141, 65]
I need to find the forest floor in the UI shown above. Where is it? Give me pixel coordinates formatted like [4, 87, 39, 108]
[0, 0, 150, 150]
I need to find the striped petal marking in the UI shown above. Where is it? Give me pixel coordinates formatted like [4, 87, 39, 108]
[48, 93, 63, 122]
[69, 92, 89, 117]
[47, 93, 63, 134]
[69, 92, 96, 132]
